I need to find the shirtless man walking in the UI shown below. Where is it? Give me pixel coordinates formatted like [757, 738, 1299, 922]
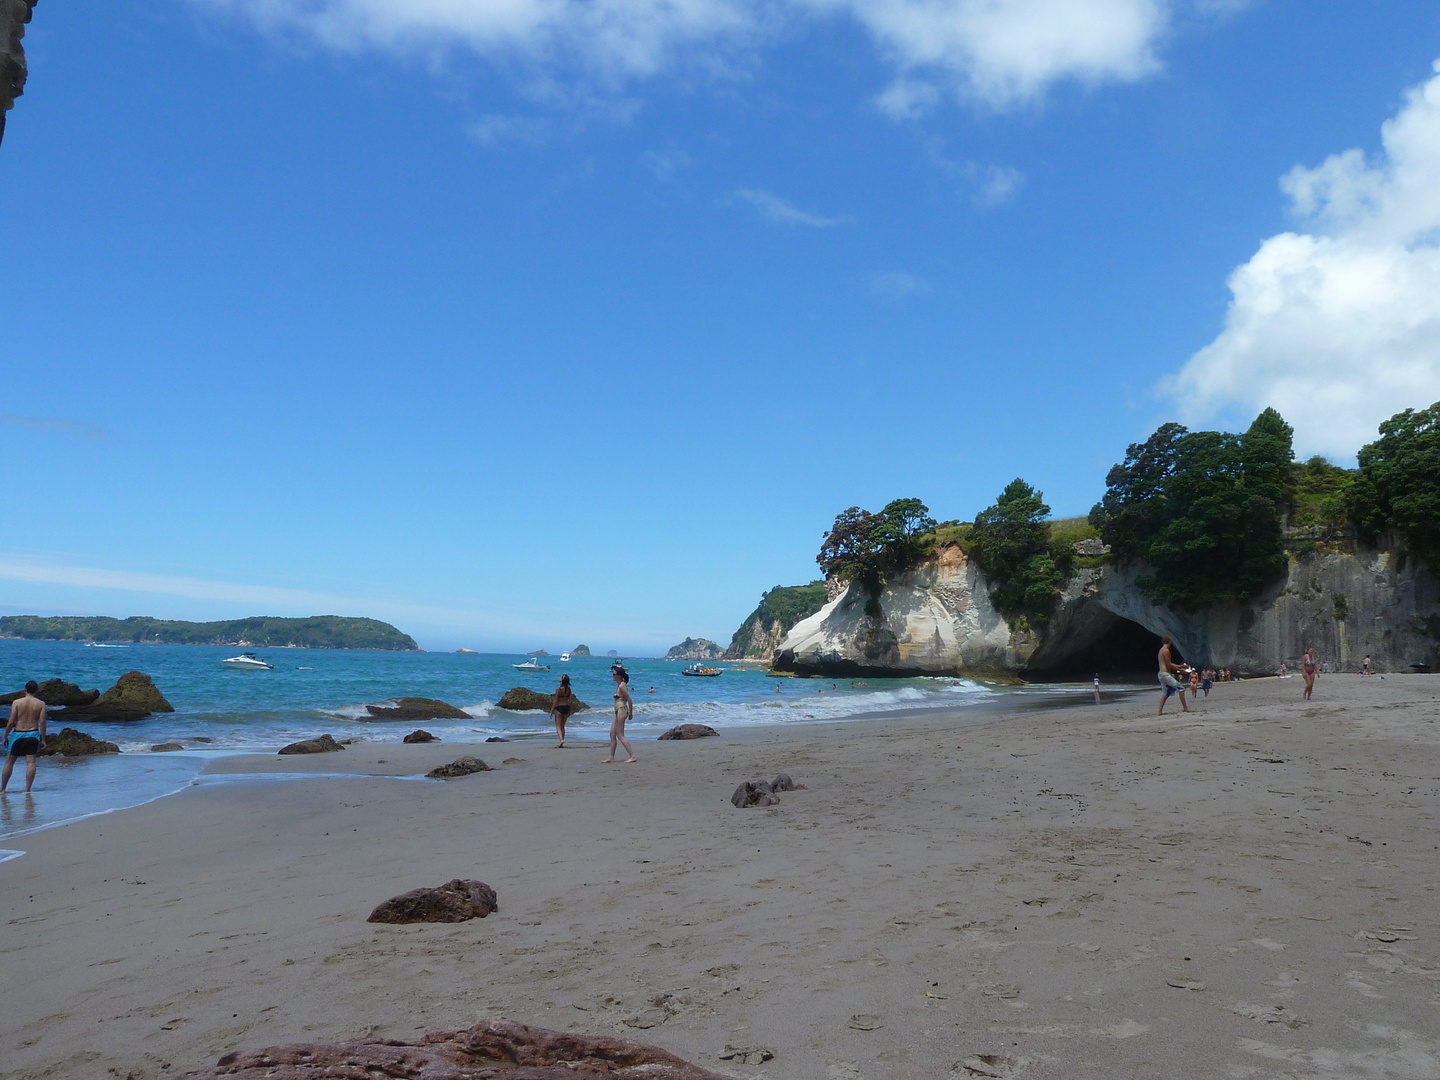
[1158, 636, 1192, 715]
[2, 681, 47, 793]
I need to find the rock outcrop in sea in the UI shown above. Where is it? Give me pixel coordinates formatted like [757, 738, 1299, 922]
[666, 637, 723, 661]
[0, 679, 100, 708]
[59, 671, 174, 722]
[364, 697, 469, 721]
[775, 539, 1440, 677]
[496, 687, 589, 712]
[278, 734, 343, 755]
[570, 644, 592, 656]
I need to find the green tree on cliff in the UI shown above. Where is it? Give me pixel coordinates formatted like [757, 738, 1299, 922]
[1347, 401, 1440, 567]
[1090, 408, 1294, 609]
[969, 479, 1069, 628]
[816, 498, 937, 595]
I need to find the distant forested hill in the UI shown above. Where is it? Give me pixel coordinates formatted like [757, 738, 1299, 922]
[0, 615, 420, 651]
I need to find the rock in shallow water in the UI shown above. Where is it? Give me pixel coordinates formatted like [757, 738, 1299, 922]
[184, 1018, 731, 1078]
[0, 678, 100, 708]
[367, 878, 497, 924]
[150, 742, 184, 753]
[39, 728, 119, 757]
[657, 724, 718, 740]
[278, 734, 343, 755]
[403, 729, 439, 743]
[366, 697, 470, 721]
[496, 687, 589, 713]
[426, 756, 490, 779]
[60, 671, 174, 722]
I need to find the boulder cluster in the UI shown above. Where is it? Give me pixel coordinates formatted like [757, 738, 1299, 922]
[1, 672, 172, 722]
[731, 772, 802, 808]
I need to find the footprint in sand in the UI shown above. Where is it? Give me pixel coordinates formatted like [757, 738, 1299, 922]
[953, 1054, 1019, 1078]
[846, 1014, 883, 1031]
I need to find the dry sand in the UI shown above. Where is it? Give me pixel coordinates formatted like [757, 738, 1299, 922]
[2, 675, 1439, 1079]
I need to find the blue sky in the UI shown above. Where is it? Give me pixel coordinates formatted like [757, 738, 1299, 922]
[4, 1, 1440, 652]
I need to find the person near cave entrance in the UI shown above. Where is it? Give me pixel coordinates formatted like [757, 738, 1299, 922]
[1158, 636, 1192, 715]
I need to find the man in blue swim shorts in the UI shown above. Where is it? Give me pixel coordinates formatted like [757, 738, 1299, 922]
[3, 680, 48, 793]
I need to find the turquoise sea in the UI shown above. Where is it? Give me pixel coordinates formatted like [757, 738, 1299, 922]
[0, 640, 1091, 842]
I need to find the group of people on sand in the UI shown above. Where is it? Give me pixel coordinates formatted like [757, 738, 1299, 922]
[1159, 637, 1329, 713]
[549, 663, 637, 763]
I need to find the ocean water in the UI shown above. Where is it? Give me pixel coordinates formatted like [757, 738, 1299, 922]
[0, 640, 1093, 841]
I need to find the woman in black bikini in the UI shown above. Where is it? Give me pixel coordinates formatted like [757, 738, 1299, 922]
[605, 663, 637, 764]
[551, 674, 575, 747]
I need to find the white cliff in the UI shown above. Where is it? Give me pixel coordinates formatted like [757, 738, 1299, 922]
[774, 540, 1440, 676]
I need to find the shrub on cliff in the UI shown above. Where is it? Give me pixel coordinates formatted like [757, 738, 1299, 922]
[969, 480, 1071, 628]
[1347, 402, 1440, 568]
[1090, 409, 1294, 609]
[816, 498, 937, 598]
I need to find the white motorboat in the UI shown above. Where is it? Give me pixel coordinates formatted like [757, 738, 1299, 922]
[560, 653, 571, 662]
[223, 653, 274, 670]
[513, 658, 550, 672]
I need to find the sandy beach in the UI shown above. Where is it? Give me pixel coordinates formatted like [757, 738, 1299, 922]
[2, 674, 1438, 1079]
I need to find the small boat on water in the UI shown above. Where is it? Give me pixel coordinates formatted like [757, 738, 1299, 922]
[560, 653, 571, 662]
[513, 658, 551, 672]
[223, 653, 274, 670]
[681, 663, 722, 677]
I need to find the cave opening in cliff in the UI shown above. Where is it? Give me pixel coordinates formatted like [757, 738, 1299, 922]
[1026, 614, 1165, 680]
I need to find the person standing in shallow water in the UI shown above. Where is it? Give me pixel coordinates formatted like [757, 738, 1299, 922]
[3, 680, 47, 794]
[550, 674, 575, 748]
[604, 663, 637, 764]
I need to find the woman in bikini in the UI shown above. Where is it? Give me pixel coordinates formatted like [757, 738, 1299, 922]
[604, 663, 637, 764]
[1302, 647, 1318, 700]
[551, 674, 575, 747]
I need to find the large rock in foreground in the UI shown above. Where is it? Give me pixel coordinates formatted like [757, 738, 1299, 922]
[367, 878, 497, 924]
[278, 734, 343, 755]
[183, 1018, 731, 1079]
[61, 671, 174, 722]
[496, 687, 589, 713]
[426, 756, 490, 779]
[365, 697, 470, 721]
[0, 679, 100, 708]
[39, 728, 120, 757]
[658, 724, 718, 740]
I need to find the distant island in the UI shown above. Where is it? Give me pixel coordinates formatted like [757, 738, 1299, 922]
[0, 615, 421, 651]
[666, 636, 723, 661]
[570, 645, 592, 657]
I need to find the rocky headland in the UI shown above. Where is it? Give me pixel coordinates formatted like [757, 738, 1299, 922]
[775, 537, 1440, 677]
[0, 614, 420, 651]
[722, 582, 828, 660]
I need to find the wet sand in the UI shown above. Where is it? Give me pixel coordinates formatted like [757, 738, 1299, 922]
[2, 674, 1438, 1079]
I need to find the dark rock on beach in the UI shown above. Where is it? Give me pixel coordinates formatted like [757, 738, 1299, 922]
[183, 1018, 732, 1079]
[0, 678, 100, 708]
[771, 773, 802, 791]
[365, 697, 470, 721]
[403, 729, 439, 743]
[61, 671, 174, 722]
[278, 734, 343, 755]
[366, 878, 497, 924]
[658, 723, 719, 740]
[426, 756, 490, 779]
[731, 781, 780, 808]
[496, 687, 590, 713]
[149, 742, 184, 753]
[39, 728, 120, 757]
[485, 736, 509, 742]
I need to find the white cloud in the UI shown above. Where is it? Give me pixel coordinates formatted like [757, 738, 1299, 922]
[642, 146, 693, 180]
[735, 188, 843, 227]
[1167, 60, 1440, 459]
[468, 112, 549, 146]
[195, 0, 1178, 110]
[974, 163, 1022, 206]
[871, 270, 930, 297]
